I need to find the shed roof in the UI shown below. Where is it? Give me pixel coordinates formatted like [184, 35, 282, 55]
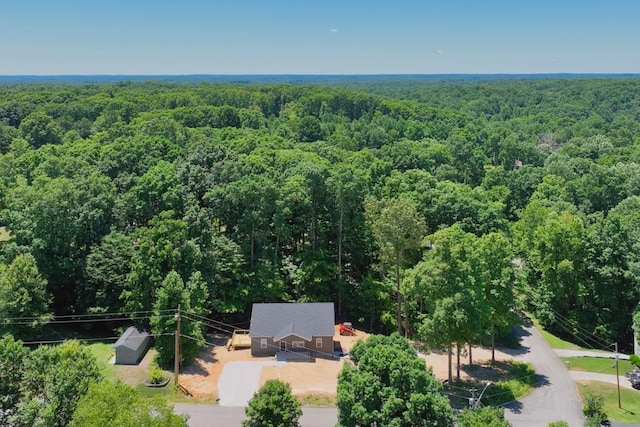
[249, 302, 334, 341]
[114, 326, 150, 351]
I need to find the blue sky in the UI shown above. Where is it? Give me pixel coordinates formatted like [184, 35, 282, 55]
[1, 0, 638, 75]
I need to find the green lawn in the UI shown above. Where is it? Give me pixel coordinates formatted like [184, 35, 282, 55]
[87, 341, 118, 380]
[530, 317, 586, 350]
[576, 381, 640, 424]
[86, 343, 207, 403]
[561, 356, 634, 376]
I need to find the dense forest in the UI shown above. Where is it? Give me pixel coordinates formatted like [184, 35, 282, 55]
[1, 77, 640, 355]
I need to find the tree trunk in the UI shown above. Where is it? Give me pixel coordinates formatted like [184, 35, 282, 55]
[469, 342, 473, 367]
[456, 343, 461, 381]
[338, 207, 343, 317]
[311, 202, 316, 251]
[403, 295, 409, 338]
[491, 323, 496, 364]
[250, 222, 255, 269]
[369, 301, 374, 332]
[396, 253, 402, 335]
[447, 344, 453, 384]
[273, 234, 279, 265]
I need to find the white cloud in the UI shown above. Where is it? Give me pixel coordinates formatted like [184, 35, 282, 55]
[437, 49, 444, 54]
[329, 28, 339, 33]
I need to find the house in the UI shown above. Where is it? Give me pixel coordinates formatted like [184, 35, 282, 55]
[249, 302, 335, 359]
[113, 326, 151, 365]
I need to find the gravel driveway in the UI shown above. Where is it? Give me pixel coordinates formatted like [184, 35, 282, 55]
[218, 360, 285, 406]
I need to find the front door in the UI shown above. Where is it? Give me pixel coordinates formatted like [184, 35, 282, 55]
[280, 341, 287, 351]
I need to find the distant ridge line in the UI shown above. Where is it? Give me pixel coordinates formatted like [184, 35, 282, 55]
[0, 73, 639, 86]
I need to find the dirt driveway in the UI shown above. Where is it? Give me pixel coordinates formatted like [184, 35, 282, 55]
[179, 326, 366, 400]
[179, 327, 517, 402]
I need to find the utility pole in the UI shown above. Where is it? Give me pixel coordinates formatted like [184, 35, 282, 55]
[174, 304, 181, 388]
[474, 382, 492, 410]
[615, 342, 621, 409]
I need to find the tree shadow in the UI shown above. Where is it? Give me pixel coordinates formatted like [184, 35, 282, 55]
[496, 323, 532, 357]
[503, 399, 524, 413]
[448, 360, 549, 413]
[181, 339, 226, 376]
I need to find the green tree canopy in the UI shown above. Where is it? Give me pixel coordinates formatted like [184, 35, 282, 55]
[367, 197, 426, 335]
[13, 340, 102, 427]
[69, 380, 188, 427]
[0, 334, 28, 425]
[243, 379, 302, 427]
[0, 253, 51, 338]
[150, 270, 206, 367]
[337, 333, 454, 427]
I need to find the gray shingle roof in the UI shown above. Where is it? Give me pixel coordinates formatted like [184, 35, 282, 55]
[113, 326, 150, 351]
[249, 302, 335, 340]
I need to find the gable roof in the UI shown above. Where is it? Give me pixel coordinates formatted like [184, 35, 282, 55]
[113, 325, 150, 351]
[249, 302, 335, 340]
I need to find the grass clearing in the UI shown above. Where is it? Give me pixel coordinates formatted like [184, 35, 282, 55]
[87, 341, 118, 380]
[0, 226, 11, 242]
[575, 381, 640, 424]
[561, 357, 633, 376]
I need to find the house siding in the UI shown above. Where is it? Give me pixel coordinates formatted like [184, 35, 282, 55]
[251, 336, 276, 357]
[251, 335, 333, 359]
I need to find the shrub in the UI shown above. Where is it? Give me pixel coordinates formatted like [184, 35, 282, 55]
[583, 393, 607, 425]
[148, 362, 165, 385]
[629, 353, 640, 369]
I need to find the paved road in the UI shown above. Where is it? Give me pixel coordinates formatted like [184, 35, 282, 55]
[174, 404, 338, 427]
[217, 360, 285, 406]
[504, 323, 585, 427]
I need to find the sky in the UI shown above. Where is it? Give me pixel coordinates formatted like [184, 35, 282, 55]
[1, 0, 639, 75]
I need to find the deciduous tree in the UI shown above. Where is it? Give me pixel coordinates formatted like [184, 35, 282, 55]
[337, 334, 454, 427]
[367, 197, 426, 335]
[243, 379, 302, 427]
[0, 253, 51, 338]
[69, 380, 188, 427]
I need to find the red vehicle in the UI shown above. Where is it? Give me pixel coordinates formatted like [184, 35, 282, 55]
[339, 322, 355, 336]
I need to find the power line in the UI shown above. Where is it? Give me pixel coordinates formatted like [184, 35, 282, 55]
[1, 313, 176, 326]
[0, 309, 175, 322]
[180, 313, 233, 335]
[20, 332, 177, 346]
[181, 310, 243, 331]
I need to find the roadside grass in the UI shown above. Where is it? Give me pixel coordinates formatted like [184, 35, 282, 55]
[529, 317, 586, 350]
[561, 357, 634, 376]
[575, 381, 640, 424]
[134, 380, 208, 403]
[298, 393, 335, 407]
[445, 360, 536, 409]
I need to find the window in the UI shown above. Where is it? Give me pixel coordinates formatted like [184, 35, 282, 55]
[292, 341, 305, 348]
[316, 337, 322, 348]
[260, 338, 267, 349]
